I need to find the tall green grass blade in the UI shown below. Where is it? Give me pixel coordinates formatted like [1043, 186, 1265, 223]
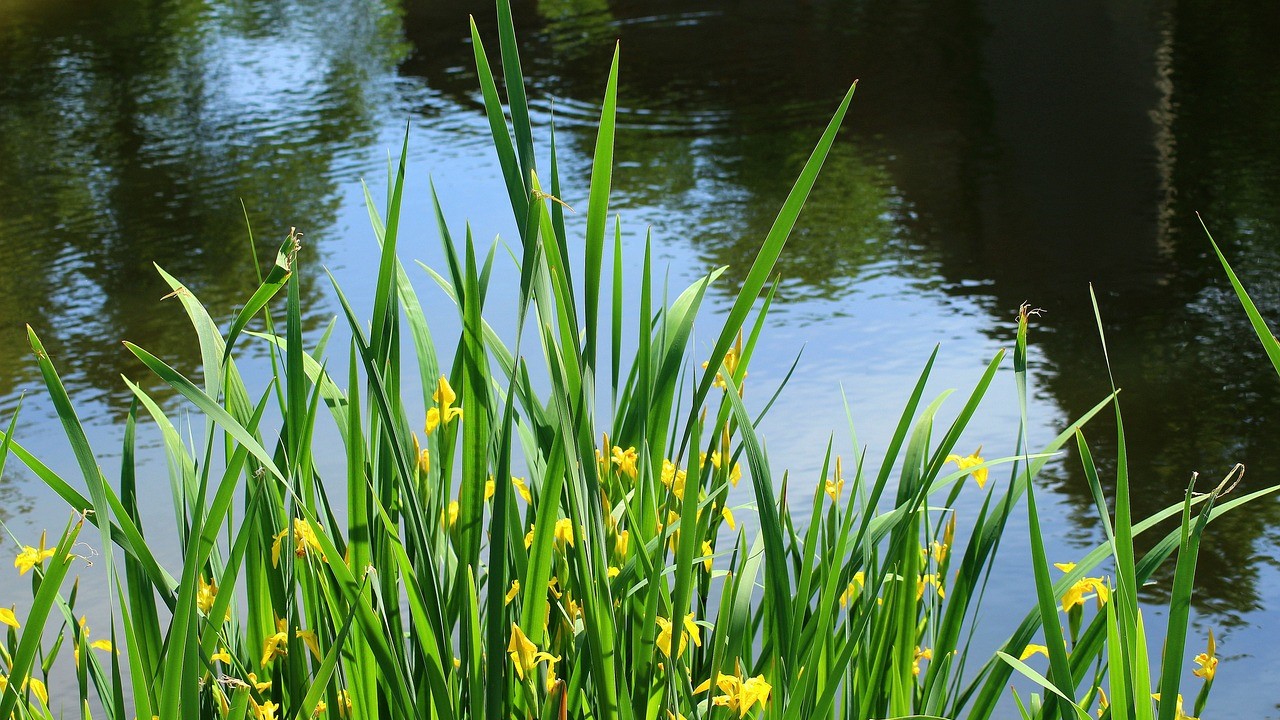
[583, 45, 620, 374]
[369, 130, 412, 359]
[1204, 217, 1280, 377]
[469, 17, 528, 223]
[720, 370, 794, 675]
[683, 83, 856, 453]
[1155, 476, 1219, 720]
[494, 0, 534, 179]
[26, 327, 119, 597]
[221, 233, 297, 364]
[610, 218, 623, 405]
[997, 652, 1092, 720]
[122, 342, 285, 484]
[294, 574, 369, 720]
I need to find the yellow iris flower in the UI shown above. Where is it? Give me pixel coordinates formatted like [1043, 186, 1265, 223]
[720, 504, 737, 530]
[611, 446, 639, 480]
[252, 699, 279, 720]
[839, 572, 866, 608]
[0, 676, 48, 705]
[512, 476, 532, 503]
[271, 518, 326, 567]
[825, 456, 845, 502]
[694, 666, 772, 717]
[946, 448, 988, 489]
[338, 689, 354, 717]
[425, 375, 463, 434]
[912, 646, 933, 676]
[14, 531, 56, 575]
[702, 331, 747, 394]
[412, 433, 430, 475]
[917, 573, 945, 600]
[545, 658, 561, 693]
[1192, 630, 1217, 682]
[197, 576, 229, 622]
[708, 450, 742, 486]
[1020, 644, 1049, 661]
[0, 607, 19, 629]
[247, 672, 272, 692]
[928, 541, 949, 564]
[27, 677, 48, 705]
[1062, 577, 1110, 613]
[655, 613, 701, 658]
[197, 576, 217, 615]
[296, 629, 320, 659]
[1151, 693, 1198, 720]
[553, 518, 575, 547]
[661, 459, 687, 499]
[261, 620, 289, 666]
[507, 623, 559, 681]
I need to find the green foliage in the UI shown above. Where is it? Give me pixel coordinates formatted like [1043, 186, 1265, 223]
[0, 6, 1268, 720]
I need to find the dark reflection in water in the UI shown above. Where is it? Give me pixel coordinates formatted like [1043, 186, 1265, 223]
[0, 0, 408, 415]
[3, 0, 1280, 702]
[484, 0, 1280, 622]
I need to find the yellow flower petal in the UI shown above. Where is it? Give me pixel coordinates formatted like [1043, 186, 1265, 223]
[825, 456, 845, 502]
[14, 532, 56, 576]
[912, 646, 933, 676]
[296, 629, 321, 660]
[28, 677, 47, 705]
[1019, 644, 1049, 661]
[1192, 630, 1217, 682]
[512, 477, 532, 503]
[611, 446, 639, 480]
[947, 448, 988, 488]
[553, 518, 574, 547]
[260, 631, 289, 666]
[721, 505, 736, 530]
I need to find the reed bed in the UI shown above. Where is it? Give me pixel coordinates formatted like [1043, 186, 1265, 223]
[0, 4, 1271, 719]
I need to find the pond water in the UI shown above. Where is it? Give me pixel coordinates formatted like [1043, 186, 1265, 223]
[2, 0, 1279, 714]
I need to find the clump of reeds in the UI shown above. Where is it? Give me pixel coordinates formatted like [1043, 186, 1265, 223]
[0, 3, 1268, 719]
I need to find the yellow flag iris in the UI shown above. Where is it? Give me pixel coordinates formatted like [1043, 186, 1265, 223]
[946, 448, 988, 489]
[425, 375, 463, 434]
[507, 623, 559, 681]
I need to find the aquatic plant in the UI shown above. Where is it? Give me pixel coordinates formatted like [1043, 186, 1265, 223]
[0, 3, 1267, 719]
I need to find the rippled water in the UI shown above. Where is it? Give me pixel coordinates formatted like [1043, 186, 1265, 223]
[2, 0, 1280, 713]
